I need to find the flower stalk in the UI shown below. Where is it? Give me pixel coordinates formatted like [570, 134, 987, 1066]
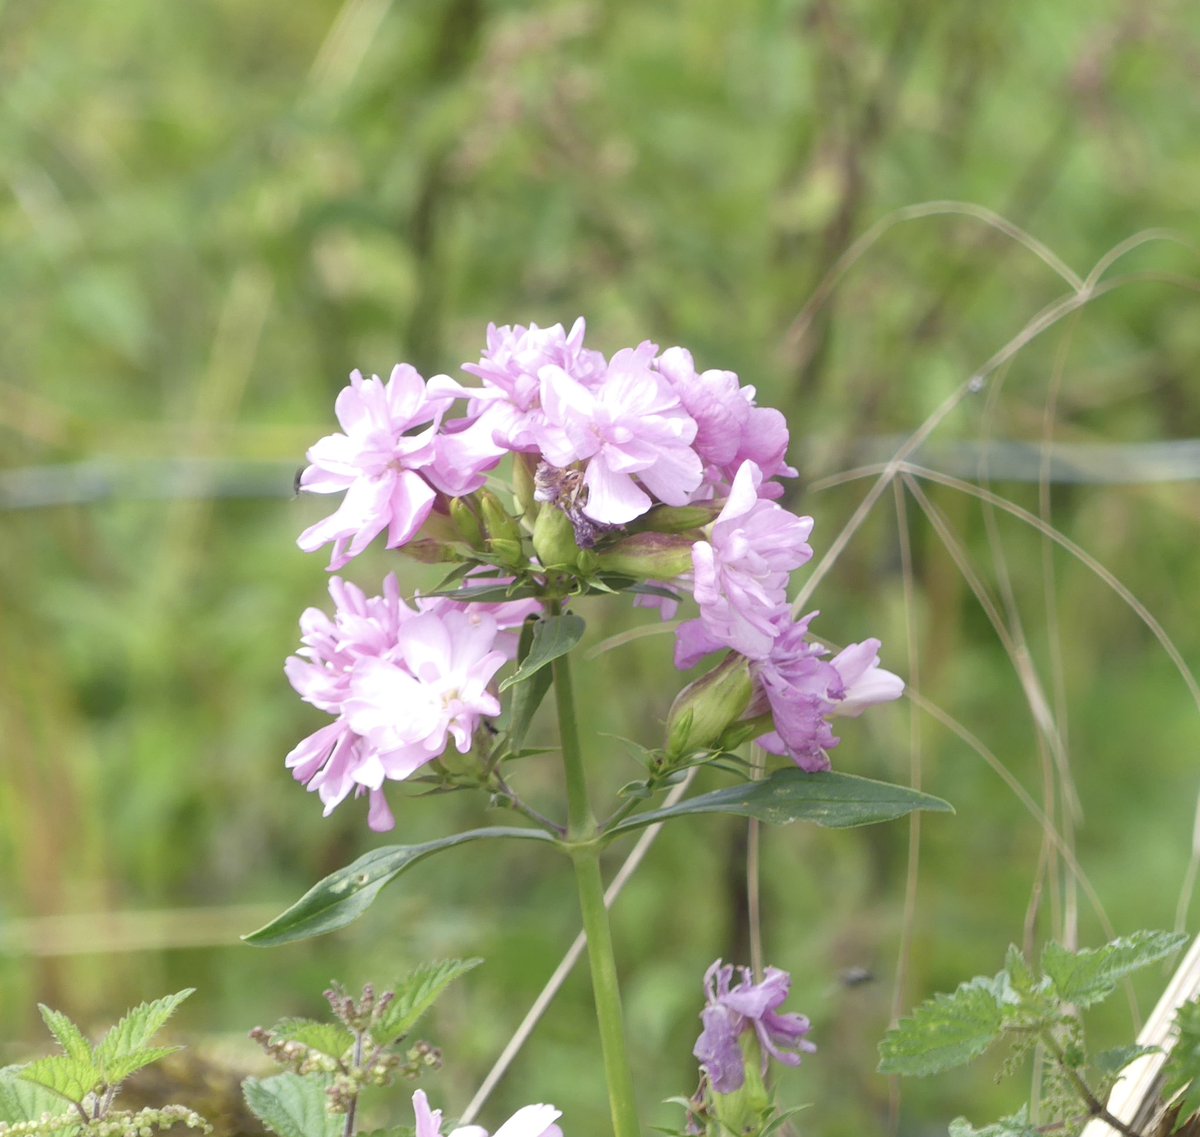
[553, 639, 641, 1137]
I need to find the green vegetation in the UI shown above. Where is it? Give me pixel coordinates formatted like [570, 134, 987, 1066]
[3, 2, 1198, 1135]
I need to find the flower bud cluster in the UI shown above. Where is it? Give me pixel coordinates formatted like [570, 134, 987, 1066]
[247, 1026, 341, 1076]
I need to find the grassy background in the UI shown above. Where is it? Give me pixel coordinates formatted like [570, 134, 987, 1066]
[3, 1, 1199, 1134]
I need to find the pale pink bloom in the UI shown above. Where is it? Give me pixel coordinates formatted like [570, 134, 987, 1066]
[828, 639, 906, 716]
[412, 1090, 563, 1137]
[656, 347, 796, 498]
[536, 343, 702, 524]
[690, 462, 814, 660]
[297, 365, 494, 570]
[283, 577, 507, 831]
[455, 317, 607, 452]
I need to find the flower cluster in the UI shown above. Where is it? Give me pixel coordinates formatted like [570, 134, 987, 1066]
[284, 575, 537, 831]
[286, 318, 903, 825]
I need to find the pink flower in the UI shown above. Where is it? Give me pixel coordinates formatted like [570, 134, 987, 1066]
[412, 1090, 563, 1137]
[283, 576, 508, 831]
[535, 343, 703, 524]
[751, 613, 904, 770]
[690, 462, 814, 660]
[457, 318, 607, 452]
[693, 961, 815, 1095]
[656, 347, 796, 497]
[297, 365, 495, 570]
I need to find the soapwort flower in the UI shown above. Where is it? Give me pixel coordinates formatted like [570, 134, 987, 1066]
[694, 961, 815, 1095]
[412, 1090, 563, 1137]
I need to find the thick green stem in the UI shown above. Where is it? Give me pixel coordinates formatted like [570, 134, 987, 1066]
[552, 642, 641, 1137]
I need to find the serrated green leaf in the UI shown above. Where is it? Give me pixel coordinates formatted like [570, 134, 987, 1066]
[1163, 999, 1200, 1131]
[373, 959, 483, 1042]
[1003, 945, 1038, 996]
[36, 1008, 92, 1065]
[949, 1106, 1039, 1137]
[267, 1020, 355, 1061]
[879, 976, 1004, 1076]
[18, 1056, 99, 1106]
[242, 1073, 341, 1137]
[609, 769, 953, 837]
[498, 614, 585, 692]
[243, 828, 556, 946]
[0, 1066, 82, 1134]
[1042, 931, 1187, 1009]
[94, 989, 193, 1081]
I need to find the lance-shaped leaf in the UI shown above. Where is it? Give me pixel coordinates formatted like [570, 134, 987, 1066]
[94, 989, 193, 1084]
[498, 614, 585, 692]
[0, 1067, 80, 1135]
[244, 828, 556, 947]
[608, 768, 952, 837]
[496, 616, 552, 754]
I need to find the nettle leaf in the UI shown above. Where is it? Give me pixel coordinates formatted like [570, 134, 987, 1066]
[878, 976, 1005, 1076]
[1163, 998, 1200, 1131]
[268, 1020, 355, 1061]
[37, 1008, 92, 1065]
[19, 1055, 99, 1106]
[243, 1073, 341, 1137]
[244, 828, 556, 946]
[373, 958, 483, 1042]
[1041, 931, 1187, 1009]
[498, 614, 585, 692]
[609, 769, 952, 837]
[0, 1066, 81, 1133]
[1093, 1044, 1160, 1082]
[94, 989, 193, 1082]
[949, 1106, 1040, 1137]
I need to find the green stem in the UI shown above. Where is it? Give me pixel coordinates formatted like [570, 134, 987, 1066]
[553, 639, 641, 1137]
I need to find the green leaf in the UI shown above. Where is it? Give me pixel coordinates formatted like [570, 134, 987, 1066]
[243, 828, 556, 946]
[18, 1056, 99, 1107]
[1163, 998, 1200, 1130]
[0, 1066, 82, 1134]
[1041, 931, 1187, 1009]
[242, 1073, 342, 1137]
[878, 976, 1004, 1076]
[373, 958, 483, 1042]
[497, 617, 552, 753]
[1092, 1044, 1160, 1080]
[267, 1020, 355, 1061]
[948, 1107, 1040, 1137]
[94, 989, 193, 1082]
[498, 614, 585, 692]
[37, 1008, 92, 1064]
[608, 769, 953, 837]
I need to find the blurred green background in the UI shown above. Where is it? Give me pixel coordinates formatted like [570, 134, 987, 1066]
[3, 1, 1199, 1134]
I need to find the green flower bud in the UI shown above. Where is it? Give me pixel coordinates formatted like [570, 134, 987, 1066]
[404, 507, 470, 564]
[449, 495, 486, 549]
[479, 489, 526, 567]
[628, 502, 720, 534]
[512, 452, 539, 515]
[594, 530, 695, 581]
[532, 502, 582, 570]
[665, 654, 754, 763]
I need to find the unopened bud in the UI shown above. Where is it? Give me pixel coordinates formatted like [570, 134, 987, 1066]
[594, 531, 695, 581]
[665, 654, 754, 763]
[404, 507, 469, 564]
[628, 502, 720, 534]
[532, 502, 581, 570]
[449, 496, 486, 549]
[479, 489, 525, 566]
